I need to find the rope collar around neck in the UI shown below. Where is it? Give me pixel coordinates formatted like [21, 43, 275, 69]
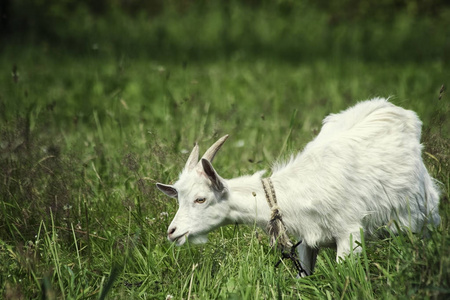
[261, 177, 292, 249]
[261, 177, 308, 276]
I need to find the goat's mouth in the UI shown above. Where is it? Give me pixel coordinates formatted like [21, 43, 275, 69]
[169, 231, 189, 245]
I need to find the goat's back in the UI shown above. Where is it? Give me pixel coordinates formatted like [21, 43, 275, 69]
[318, 98, 421, 143]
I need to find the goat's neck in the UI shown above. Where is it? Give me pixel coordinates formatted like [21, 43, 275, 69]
[225, 173, 272, 230]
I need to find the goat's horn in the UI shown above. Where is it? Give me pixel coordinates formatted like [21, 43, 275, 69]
[185, 143, 199, 171]
[201, 134, 229, 162]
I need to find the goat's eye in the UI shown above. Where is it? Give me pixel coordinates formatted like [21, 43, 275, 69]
[194, 198, 206, 204]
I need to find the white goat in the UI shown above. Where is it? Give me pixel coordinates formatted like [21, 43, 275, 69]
[156, 98, 441, 276]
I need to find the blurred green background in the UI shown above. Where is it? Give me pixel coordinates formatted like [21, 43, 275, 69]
[2, 0, 450, 62]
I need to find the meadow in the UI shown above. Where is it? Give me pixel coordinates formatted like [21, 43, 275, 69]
[1, 1, 450, 299]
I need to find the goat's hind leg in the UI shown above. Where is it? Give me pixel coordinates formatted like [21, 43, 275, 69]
[297, 242, 319, 277]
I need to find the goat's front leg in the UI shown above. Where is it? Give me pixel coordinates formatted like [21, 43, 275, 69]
[296, 242, 319, 277]
[336, 229, 362, 262]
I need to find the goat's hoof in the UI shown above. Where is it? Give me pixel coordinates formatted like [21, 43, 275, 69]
[296, 271, 309, 279]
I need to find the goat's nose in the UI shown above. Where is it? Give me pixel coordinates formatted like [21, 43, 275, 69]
[168, 227, 176, 236]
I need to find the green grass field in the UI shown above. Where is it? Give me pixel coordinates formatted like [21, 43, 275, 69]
[1, 2, 450, 299]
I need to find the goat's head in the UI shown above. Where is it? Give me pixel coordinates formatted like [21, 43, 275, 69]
[156, 135, 230, 245]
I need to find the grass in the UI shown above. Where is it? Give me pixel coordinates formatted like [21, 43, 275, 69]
[1, 9, 449, 298]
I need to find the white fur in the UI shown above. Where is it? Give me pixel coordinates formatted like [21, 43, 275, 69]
[156, 98, 441, 276]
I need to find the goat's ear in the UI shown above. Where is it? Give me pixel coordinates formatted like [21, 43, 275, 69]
[201, 158, 225, 192]
[156, 183, 178, 198]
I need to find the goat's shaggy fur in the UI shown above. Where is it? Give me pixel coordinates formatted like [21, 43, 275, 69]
[156, 98, 441, 276]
